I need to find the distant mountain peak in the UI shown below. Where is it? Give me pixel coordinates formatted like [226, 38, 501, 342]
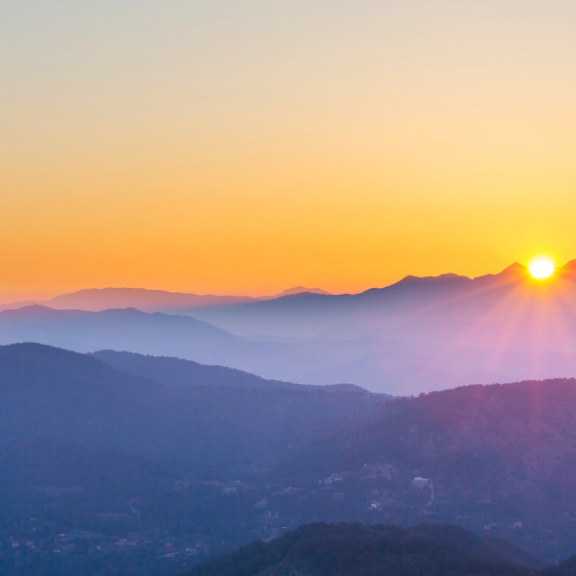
[1, 304, 56, 315]
[274, 286, 331, 297]
[396, 273, 471, 285]
[559, 259, 576, 278]
[499, 261, 528, 276]
[471, 261, 529, 283]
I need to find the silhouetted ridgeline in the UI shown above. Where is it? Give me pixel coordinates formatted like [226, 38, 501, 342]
[186, 522, 552, 576]
[191, 261, 576, 338]
[90, 350, 371, 394]
[91, 349, 303, 389]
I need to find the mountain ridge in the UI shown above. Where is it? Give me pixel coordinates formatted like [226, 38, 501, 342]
[0, 286, 334, 313]
[187, 522, 548, 576]
[90, 349, 372, 394]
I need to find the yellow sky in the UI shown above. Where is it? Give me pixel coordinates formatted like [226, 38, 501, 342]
[1, 0, 575, 299]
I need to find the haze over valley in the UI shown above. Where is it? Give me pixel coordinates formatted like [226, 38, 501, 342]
[2, 261, 576, 395]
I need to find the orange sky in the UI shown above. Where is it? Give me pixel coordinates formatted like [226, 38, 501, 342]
[2, 0, 576, 300]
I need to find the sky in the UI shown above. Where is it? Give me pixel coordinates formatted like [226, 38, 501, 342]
[1, 0, 575, 300]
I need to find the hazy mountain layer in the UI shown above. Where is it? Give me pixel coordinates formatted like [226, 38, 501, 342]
[0, 286, 332, 314]
[4, 263, 576, 394]
[0, 304, 467, 394]
[188, 264, 531, 337]
[4, 296, 576, 395]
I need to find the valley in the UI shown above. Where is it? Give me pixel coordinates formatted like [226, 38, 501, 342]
[3, 344, 576, 574]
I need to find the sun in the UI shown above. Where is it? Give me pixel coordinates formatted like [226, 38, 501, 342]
[528, 256, 555, 279]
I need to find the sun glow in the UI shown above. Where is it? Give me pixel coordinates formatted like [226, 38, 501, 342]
[528, 256, 555, 279]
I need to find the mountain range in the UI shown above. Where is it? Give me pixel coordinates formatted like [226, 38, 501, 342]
[190, 261, 576, 337]
[0, 305, 370, 389]
[0, 303, 487, 394]
[3, 261, 576, 393]
[0, 286, 331, 314]
[95, 259, 576, 393]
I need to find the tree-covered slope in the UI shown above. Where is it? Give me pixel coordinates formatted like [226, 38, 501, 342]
[186, 522, 547, 576]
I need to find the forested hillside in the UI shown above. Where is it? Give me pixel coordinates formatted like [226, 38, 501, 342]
[187, 522, 548, 576]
